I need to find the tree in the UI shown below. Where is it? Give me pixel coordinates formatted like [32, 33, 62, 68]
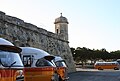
[110, 50, 120, 59]
[70, 47, 76, 61]
[71, 46, 120, 67]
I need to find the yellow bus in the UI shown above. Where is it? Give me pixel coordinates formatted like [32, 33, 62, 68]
[54, 56, 69, 81]
[20, 47, 59, 81]
[94, 61, 120, 70]
[0, 38, 24, 81]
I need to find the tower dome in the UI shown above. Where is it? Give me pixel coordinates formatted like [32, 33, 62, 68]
[54, 13, 69, 24]
[54, 13, 69, 41]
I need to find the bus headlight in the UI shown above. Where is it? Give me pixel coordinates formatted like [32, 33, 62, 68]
[16, 70, 24, 80]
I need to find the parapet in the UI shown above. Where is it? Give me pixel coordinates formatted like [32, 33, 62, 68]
[0, 11, 68, 43]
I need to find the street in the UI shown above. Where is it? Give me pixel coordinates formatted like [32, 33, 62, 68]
[68, 68, 120, 81]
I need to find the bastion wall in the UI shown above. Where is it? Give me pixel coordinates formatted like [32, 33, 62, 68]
[0, 11, 76, 72]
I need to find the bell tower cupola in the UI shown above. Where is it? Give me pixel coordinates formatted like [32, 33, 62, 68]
[54, 13, 69, 41]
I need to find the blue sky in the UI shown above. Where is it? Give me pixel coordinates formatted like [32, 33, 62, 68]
[0, 0, 120, 51]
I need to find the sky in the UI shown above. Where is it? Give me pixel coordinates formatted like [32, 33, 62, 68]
[0, 0, 120, 52]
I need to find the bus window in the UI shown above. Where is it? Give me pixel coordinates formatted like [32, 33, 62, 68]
[0, 51, 23, 67]
[36, 58, 54, 67]
[56, 61, 67, 67]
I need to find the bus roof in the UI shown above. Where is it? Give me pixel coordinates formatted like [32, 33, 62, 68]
[0, 38, 13, 46]
[95, 61, 119, 64]
[20, 47, 54, 59]
[54, 56, 64, 62]
[0, 38, 22, 53]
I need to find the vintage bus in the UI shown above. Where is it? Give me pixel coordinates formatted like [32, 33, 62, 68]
[20, 47, 59, 81]
[94, 61, 120, 70]
[0, 38, 24, 81]
[54, 56, 69, 81]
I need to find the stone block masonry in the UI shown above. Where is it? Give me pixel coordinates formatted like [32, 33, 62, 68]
[0, 11, 76, 72]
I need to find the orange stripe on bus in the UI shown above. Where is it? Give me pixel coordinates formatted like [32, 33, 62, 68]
[24, 67, 55, 72]
[0, 69, 17, 77]
[57, 67, 65, 69]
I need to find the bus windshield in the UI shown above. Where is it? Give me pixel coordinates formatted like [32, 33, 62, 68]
[0, 51, 23, 67]
[36, 58, 55, 67]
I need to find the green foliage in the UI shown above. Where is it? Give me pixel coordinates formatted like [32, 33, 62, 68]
[70, 47, 120, 64]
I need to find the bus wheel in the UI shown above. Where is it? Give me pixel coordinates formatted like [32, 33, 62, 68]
[59, 77, 68, 81]
[98, 67, 103, 70]
[59, 77, 62, 81]
[114, 67, 119, 70]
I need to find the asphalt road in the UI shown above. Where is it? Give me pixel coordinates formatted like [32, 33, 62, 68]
[68, 68, 120, 81]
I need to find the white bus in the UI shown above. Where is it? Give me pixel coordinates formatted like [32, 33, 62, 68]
[54, 56, 69, 81]
[20, 47, 59, 81]
[0, 38, 24, 81]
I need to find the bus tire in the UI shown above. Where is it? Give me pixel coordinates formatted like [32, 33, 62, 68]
[59, 77, 67, 81]
[98, 67, 103, 70]
[59, 77, 62, 81]
[114, 67, 119, 70]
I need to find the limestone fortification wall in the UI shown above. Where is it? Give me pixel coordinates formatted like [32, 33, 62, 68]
[0, 11, 76, 72]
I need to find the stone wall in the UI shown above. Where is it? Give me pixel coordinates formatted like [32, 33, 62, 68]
[0, 11, 76, 72]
